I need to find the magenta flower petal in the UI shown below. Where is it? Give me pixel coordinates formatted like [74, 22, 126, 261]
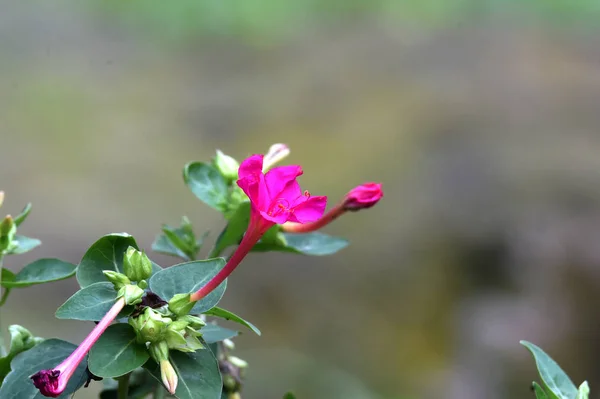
[238, 155, 263, 179]
[264, 165, 303, 198]
[288, 195, 327, 223]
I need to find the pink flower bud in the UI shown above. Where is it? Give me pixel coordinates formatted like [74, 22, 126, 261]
[343, 183, 383, 211]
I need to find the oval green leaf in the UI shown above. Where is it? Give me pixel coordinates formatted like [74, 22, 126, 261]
[6, 235, 41, 255]
[76, 234, 161, 288]
[56, 282, 119, 321]
[203, 307, 260, 336]
[252, 232, 349, 256]
[1, 259, 76, 288]
[521, 340, 577, 399]
[200, 324, 238, 344]
[145, 347, 222, 399]
[148, 258, 227, 314]
[88, 324, 149, 378]
[76, 233, 139, 288]
[0, 339, 87, 399]
[183, 162, 229, 212]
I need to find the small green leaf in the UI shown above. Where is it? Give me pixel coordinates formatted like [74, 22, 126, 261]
[152, 233, 189, 260]
[521, 340, 578, 399]
[152, 219, 206, 261]
[252, 232, 349, 256]
[577, 381, 590, 399]
[204, 307, 260, 336]
[6, 235, 41, 255]
[184, 162, 229, 212]
[148, 258, 227, 314]
[56, 282, 119, 321]
[200, 324, 238, 344]
[88, 324, 149, 378]
[532, 382, 549, 399]
[76, 233, 138, 287]
[145, 347, 222, 399]
[76, 233, 161, 288]
[0, 339, 87, 399]
[210, 202, 250, 257]
[13, 203, 32, 227]
[1, 259, 76, 288]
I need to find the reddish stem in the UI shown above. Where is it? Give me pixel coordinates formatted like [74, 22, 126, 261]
[281, 204, 346, 233]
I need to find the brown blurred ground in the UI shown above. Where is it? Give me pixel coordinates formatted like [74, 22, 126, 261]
[2, 2, 600, 399]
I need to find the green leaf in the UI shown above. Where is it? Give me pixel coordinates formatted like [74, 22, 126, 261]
[148, 258, 227, 314]
[204, 307, 260, 336]
[283, 392, 298, 399]
[532, 382, 549, 399]
[88, 324, 149, 378]
[0, 339, 87, 399]
[200, 324, 238, 344]
[152, 233, 189, 260]
[56, 282, 119, 321]
[252, 232, 349, 256]
[521, 341, 578, 399]
[13, 203, 32, 227]
[76, 233, 161, 288]
[577, 381, 590, 399]
[210, 202, 250, 257]
[184, 162, 229, 212]
[76, 233, 138, 288]
[6, 235, 41, 255]
[145, 347, 222, 399]
[152, 218, 206, 261]
[1, 259, 76, 288]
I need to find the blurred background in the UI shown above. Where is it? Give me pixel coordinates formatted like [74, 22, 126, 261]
[2, 1, 600, 398]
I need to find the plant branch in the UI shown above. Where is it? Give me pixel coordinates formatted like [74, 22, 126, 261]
[117, 372, 131, 399]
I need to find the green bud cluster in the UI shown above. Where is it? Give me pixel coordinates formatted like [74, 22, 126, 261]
[123, 246, 153, 282]
[0, 215, 16, 253]
[102, 270, 144, 306]
[129, 305, 206, 356]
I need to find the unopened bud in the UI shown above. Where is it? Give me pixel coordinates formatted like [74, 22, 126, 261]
[223, 338, 235, 350]
[8, 325, 42, 354]
[103, 271, 131, 290]
[118, 284, 144, 306]
[160, 359, 178, 395]
[214, 150, 240, 182]
[343, 182, 383, 211]
[168, 293, 195, 316]
[0, 215, 16, 252]
[262, 143, 290, 172]
[130, 307, 170, 343]
[123, 246, 153, 282]
[229, 356, 248, 369]
[0, 192, 4, 208]
[178, 315, 206, 330]
[138, 280, 148, 290]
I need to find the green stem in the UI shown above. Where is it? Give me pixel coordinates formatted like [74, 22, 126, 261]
[117, 372, 131, 399]
[0, 254, 5, 356]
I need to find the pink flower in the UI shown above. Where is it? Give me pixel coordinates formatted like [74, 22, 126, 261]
[31, 297, 126, 397]
[282, 182, 383, 233]
[343, 182, 383, 211]
[190, 155, 326, 301]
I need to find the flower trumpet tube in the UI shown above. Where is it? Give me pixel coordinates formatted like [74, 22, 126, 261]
[190, 154, 327, 302]
[282, 182, 383, 233]
[31, 297, 126, 397]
